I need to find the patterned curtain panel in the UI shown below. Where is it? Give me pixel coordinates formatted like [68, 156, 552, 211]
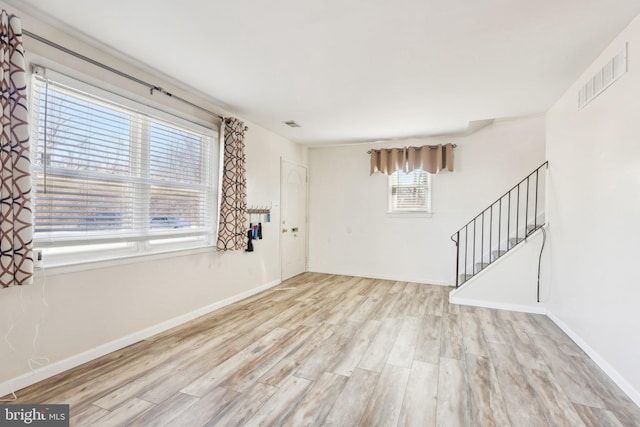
[0, 11, 32, 287]
[370, 143, 455, 175]
[217, 117, 247, 251]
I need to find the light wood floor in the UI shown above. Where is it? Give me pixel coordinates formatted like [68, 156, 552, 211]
[5, 273, 640, 426]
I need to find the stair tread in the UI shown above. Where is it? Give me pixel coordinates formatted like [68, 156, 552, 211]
[509, 237, 524, 248]
[459, 274, 474, 283]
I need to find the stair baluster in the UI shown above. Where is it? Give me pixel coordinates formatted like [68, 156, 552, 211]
[451, 161, 548, 287]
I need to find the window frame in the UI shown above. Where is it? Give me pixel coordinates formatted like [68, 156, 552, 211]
[29, 66, 220, 268]
[387, 169, 433, 215]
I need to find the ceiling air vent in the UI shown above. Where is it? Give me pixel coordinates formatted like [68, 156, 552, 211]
[578, 43, 627, 109]
[283, 120, 301, 128]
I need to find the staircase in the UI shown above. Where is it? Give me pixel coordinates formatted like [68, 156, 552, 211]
[451, 162, 548, 287]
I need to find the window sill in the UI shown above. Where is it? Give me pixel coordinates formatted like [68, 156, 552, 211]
[34, 244, 218, 277]
[386, 211, 434, 219]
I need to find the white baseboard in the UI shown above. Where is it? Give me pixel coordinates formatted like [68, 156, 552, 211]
[450, 293, 640, 407]
[546, 311, 640, 408]
[307, 269, 452, 287]
[417, 279, 451, 287]
[7, 274, 638, 411]
[0, 279, 281, 398]
[449, 295, 547, 315]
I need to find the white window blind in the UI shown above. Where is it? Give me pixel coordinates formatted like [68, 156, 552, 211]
[389, 169, 431, 212]
[31, 70, 217, 253]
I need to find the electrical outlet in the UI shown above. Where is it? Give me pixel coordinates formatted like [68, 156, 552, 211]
[34, 250, 43, 268]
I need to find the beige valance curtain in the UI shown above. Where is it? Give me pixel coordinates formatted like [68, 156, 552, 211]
[370, 143, 455, 175]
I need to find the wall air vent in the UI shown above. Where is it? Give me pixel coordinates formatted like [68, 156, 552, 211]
[283, 120, 301, 128]
[578, 43, 627, 109]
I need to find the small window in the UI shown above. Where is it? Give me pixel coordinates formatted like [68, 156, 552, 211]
[388, 169, 432, 212]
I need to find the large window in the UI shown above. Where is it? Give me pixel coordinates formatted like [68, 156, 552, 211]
[30, 69, 218, 265]
[388, 169, 432, 213]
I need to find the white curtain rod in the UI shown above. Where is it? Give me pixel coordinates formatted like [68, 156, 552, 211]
[23, 29, 227, 122]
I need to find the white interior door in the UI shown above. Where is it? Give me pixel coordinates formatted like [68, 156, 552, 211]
[281, 160, 307, 281]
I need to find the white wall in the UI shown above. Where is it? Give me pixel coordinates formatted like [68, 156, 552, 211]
[545, 13, 640, 403]
[0, 3, 306, 392]
[308, 116, 546, 285]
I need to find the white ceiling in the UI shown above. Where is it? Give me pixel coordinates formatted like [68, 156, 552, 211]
[8, 0, 640, 145]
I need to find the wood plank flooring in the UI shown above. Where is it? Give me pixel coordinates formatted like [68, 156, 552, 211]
[5, 273, 640, 426]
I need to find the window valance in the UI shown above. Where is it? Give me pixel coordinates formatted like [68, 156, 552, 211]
[369, 143, 455, 175]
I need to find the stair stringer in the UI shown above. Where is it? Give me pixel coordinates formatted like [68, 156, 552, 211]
[450, 226, 547, 313]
